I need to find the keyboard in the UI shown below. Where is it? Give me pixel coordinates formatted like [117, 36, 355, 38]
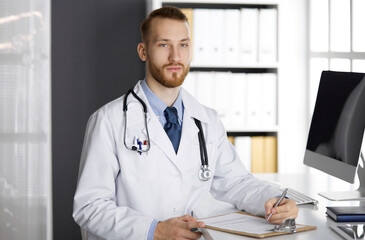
[284, 188, 319, 205]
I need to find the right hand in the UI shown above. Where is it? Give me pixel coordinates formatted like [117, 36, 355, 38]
[154, 214, 205, 240]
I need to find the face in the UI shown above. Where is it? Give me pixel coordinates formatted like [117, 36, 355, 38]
[138, 17, 191, 88]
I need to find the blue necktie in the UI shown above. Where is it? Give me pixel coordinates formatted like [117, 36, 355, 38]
[164, 107, 181, 153]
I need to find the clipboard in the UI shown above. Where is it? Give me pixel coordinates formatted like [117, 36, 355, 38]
[200, 211, 317, 238]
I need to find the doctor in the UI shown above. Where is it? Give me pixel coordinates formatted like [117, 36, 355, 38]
[73, 6, 298, 240]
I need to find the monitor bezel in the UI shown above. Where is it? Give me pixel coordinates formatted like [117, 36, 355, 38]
[304, 149, 357, 183]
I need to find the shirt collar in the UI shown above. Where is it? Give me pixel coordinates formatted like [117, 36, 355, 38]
[140, 79, 183, 126]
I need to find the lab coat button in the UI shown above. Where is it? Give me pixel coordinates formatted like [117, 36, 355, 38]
[173, 208, 176, 212]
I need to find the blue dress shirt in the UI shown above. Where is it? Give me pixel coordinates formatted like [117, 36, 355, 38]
[141, 79, 183, 127]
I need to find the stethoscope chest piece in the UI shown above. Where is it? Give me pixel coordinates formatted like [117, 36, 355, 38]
[199, 165, 212, 181]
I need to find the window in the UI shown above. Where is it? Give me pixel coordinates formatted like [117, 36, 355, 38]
[309, 0, 365, 113]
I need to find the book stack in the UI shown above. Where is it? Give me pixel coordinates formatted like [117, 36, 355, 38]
[326, 206, 365, 222]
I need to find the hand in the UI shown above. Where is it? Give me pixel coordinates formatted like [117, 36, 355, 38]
[154, 215, 205, 240]
[265, 198, 299, 224]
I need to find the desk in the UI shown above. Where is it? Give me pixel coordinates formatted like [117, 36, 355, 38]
[195, 173, 364, 240]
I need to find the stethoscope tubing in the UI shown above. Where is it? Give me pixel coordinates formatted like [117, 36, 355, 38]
[123, 89, 151, 153]
[194, 118, 208, 167]
[123, 88, 211, 181]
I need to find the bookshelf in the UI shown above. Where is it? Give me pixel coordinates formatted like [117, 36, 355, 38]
[147, 0, 280, 173]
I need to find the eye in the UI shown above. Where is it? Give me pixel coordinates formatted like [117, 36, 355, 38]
[180, 43, 189, 48]
[159, 43, 168, 47]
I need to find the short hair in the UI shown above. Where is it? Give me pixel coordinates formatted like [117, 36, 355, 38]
[140, 6, 188, 44]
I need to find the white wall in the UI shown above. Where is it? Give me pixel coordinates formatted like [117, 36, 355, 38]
[277, 0, 309, 173]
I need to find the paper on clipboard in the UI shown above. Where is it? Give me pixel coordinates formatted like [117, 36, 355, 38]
[200, 212, 316, 238]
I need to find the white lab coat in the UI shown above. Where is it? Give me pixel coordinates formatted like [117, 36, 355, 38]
[73, 80, 281, 240]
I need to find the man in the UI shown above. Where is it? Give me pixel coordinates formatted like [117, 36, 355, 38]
[73, 6, 298, 240]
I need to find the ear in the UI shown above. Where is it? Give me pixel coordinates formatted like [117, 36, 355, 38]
[137, 43, 147, 61]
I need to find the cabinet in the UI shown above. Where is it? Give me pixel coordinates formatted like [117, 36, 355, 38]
[147, 0, 280, 173]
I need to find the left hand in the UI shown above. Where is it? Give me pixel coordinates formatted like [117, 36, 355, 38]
[265, 198, 299, 224]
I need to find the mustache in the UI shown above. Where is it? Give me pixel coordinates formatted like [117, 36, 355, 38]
[163, 63, 184, 68]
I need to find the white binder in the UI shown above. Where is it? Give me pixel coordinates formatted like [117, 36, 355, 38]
[209, 9, 225, 64]
[223, 9, 240, 65]
[261, 73, 277, 127]
[240, 8, 259, 63]
[231, 73, 247, 130]
[246, 73, 263, 127]
[258, 8, 277, 63]
[192, 9, 210, 65]
[235, 136, 252, 171]
[195, 71, 215, 109]
[214, 71, 232, 129]
[183, 71, 197, 97]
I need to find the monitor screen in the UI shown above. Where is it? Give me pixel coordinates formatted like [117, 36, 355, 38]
[304, 71, 365, 184]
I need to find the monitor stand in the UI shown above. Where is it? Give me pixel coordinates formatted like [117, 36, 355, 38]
[319, 152, 365, 201]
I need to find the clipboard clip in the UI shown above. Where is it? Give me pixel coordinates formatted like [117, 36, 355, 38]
[273, 218, 296, 233]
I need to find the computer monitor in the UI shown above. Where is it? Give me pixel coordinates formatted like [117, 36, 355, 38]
[303, 71, 365, 201]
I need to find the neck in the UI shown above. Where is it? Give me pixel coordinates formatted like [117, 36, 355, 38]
[145, 76, 180, 107]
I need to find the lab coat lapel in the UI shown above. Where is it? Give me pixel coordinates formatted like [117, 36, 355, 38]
[130, 81, 179, 166]
[176, 89, 211, 171]
[146, 117, 178, 162]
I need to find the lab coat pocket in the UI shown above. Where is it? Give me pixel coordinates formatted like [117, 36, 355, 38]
[121, 140, 158, 182]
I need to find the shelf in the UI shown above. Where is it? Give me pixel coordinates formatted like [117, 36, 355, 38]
[190, 62, 278, 69]
[190, 63, 278, 73]
[226, 126, 279, 133]
[154, 0, 279, 8]
[227, 131, 278, 137]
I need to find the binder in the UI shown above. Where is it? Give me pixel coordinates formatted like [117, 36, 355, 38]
[180, 8, 194, 58]
[258, 8, 277, 63]
[240, 8, 259, 63]
[208, 9, 224, 64]
[202, 212, 317, 238]
[251, 136, 265, 173]
[223, 9, 240, 65]
[231, 73, 247, 130]
[261, 73, 277, 127]
[192, 9, 210, 64]
[251, 136, 277, 173]
[214, 71, 232, 129]
[246, 73, 263, 127]
[235, 136, 252, 171]
[195, 71, 215, 109]
[182, 71, 196, 97]
[263, 136, 277, 173]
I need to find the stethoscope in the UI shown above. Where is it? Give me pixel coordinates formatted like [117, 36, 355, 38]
[123, 89, 212, 181]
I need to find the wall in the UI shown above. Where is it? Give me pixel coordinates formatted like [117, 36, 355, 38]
[277, 0, 308, 173]
[51, 0, 146, 238]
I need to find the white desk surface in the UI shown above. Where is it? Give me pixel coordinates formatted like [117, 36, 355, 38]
[195, 172, 364, 240]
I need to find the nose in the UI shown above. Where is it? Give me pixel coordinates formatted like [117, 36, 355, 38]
[168, 45, 181, 63]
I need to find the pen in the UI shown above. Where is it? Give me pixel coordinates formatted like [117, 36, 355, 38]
[190, 210, 201, 232]
[137, 138, 142, 155]
[267, 188, 288, 222]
